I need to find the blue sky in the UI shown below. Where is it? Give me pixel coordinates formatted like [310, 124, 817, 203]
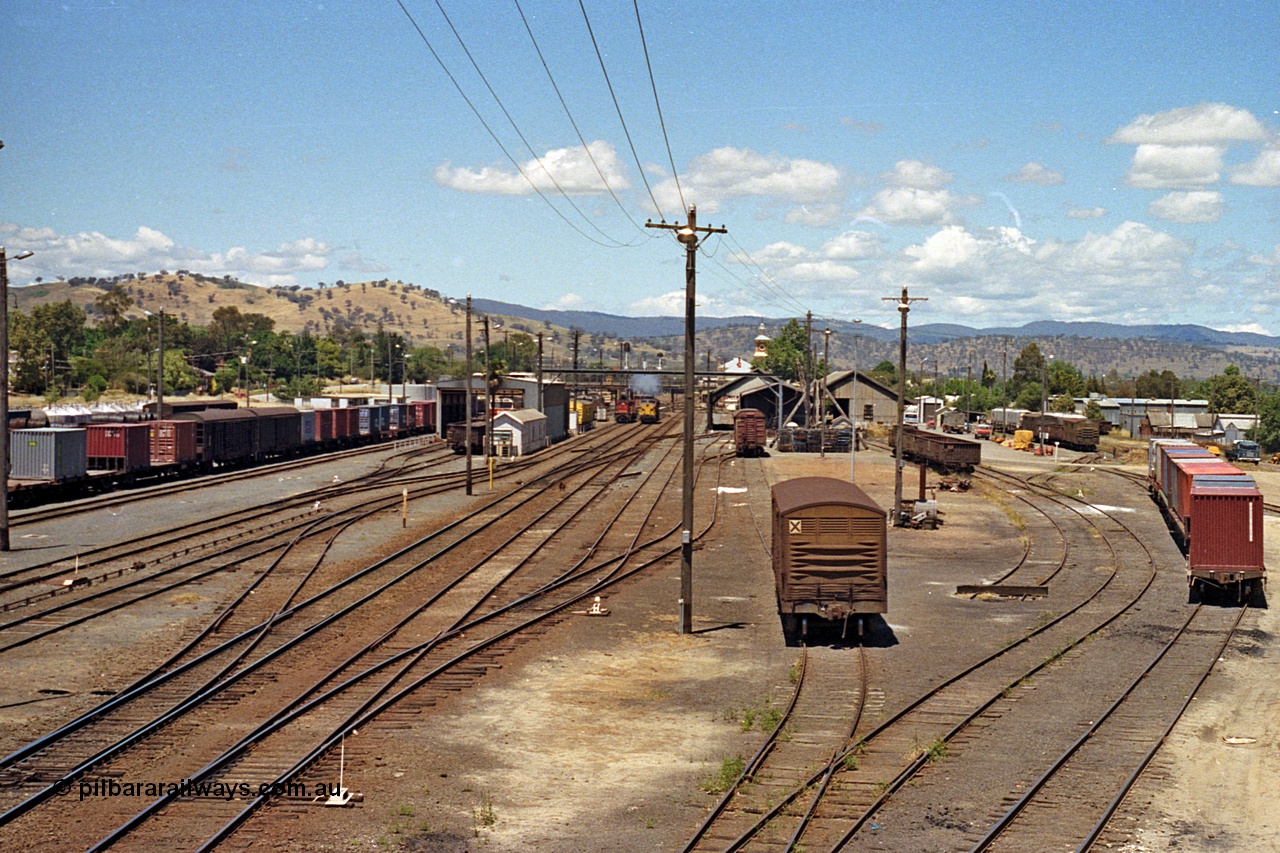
[2, 1, 1278, 332]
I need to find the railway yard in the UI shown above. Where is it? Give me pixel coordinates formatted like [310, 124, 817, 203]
[0, 420, 1277, 852]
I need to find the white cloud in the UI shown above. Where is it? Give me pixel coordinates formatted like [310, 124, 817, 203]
[821, 230, 884, 260]
[1124, 144, 1223, 189]
[434, 141, 629, 196]
[862, 222, 1199, 326]
[0, 223, 334, 288]
[883, 159, 953, 189]
[1147, 190, 1224, 223]
[784, 204, 842, 227]
[1004, 162, 1064, 185]
[670, 146, 842, 205]
[1108, 103, 1267, 145]
[1229, 139, 1280, 187]
[627, 289, 722, 316]
[839, 118, 883, 134]
[1066, 206, 1107, 219]
[542, 292, 589, 311]
[1219, 323, 1272, 335]
[856, 187, 976, 226]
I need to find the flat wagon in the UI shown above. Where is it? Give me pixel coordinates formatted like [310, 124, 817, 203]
[898, 425, 981, 471]
[771, 476, 887, 639]
[733, 408, 767, 457]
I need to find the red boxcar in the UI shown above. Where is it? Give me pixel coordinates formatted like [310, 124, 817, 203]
[334, 407, 358, 441]
[314, 408, 336, 443]
[734, 408, 767, 457]
[411, 401, 436, 434]
[1187, 485, 1265, 596]
[150, 420, 198, 465]
[86, 423, 152, 472]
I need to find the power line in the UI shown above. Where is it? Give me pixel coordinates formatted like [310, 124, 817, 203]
[512, 0, 654, 239]
[578, 0, 666, 221]
[429, 0, 640, 247]
[722, 233, 811, 315]
[632, 0, 686, 214]
[393, 0, 629, 249]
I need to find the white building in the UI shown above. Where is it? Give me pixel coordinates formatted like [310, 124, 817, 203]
[491, 408, 548, 457]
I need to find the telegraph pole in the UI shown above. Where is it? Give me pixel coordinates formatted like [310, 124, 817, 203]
[647, 206, 727, 635]
[465, 295, 473, 496]
[536, 332, 544, 412]
[821, 328, 832, 459]
[882, 286, 927, 526]
[483, 316, 493, 459]
[157, 309, 164, 419]
[1, 248, 34, 552]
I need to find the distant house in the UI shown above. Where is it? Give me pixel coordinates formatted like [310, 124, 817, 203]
[823, 370, 907, 425]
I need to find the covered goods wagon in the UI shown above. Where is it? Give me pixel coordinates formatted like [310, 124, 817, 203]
[771, 476, 887, 638]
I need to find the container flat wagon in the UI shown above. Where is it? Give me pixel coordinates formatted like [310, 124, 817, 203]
[1146, 439, 1265, 601]
[772, 476, 887, 639]
[733, 408, 767, 457]
[898, 425, 981, 471]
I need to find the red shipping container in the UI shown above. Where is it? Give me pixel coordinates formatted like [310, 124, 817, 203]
[86, 423, 152, 472]
[1188, 486, 1265, 581]
[1170, 458, 1242, 524]
[414, 401, 436, 433]
[150, 420, 198, 465]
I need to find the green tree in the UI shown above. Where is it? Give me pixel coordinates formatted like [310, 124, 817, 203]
[1014, 381, 1044, 412]
[1010, 344, 1046, 400]
[1206, 365, 1256, 413]
[160, 350, 199, 395]
[752, 319, 810, 381]
[870, 359, 897, 386]
[1083, 400, 1105, 421]
[94, 285, 134, 334]
[1135, 369, 1179, 399]
[9, 312, 51, 393]
[1050, 394, 1077, 413]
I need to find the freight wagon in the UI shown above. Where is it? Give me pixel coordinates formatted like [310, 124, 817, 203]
[447, 420, 488, 455]
[897, 425, 981, 471]
[772, 476, 887, 640]
[1018, 412, 1099, 452]
[733, 408, 767, 457]
[1147, 439, 1265, 601]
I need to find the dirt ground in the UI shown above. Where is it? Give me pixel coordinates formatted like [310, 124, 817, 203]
[9, 439, 1279, 851]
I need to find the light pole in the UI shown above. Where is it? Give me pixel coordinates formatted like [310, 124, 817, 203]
[820, 328, 832, 458]
[144, 310, 164, 417]
[850, 318, 861, 483]
[920, 356, 932, 427]
[1, 248, 34, 552]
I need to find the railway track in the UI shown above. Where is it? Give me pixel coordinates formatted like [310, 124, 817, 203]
[682, 452, 1187, 852]
[969, 603, 1247, 852]
[0, 422, 739, 849]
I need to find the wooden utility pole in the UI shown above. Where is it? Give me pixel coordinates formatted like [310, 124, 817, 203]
[536, 332, 544, 411]
[483, 316, 493, 459]
[1, 248, 34, 552]
[805, 311, 813, 427]
[821, 328, 831, 458]
[646, 206, 726, 635]
[465, 295, 473, 496]
[882, 286, 927, 526]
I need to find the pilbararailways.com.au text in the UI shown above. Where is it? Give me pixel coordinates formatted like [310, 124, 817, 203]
[62, 778, 341, 801]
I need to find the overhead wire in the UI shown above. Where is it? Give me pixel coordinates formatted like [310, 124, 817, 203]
[722, 233, 811, 316]
[512, 0, 654, 239]
[393, 0, 629, 249]
[428, 0, 641, 248]
[632, 0, 686, 214]
[578, 0, 667, 222]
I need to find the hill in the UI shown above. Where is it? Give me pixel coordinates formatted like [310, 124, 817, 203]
[15, 275, 1280, 381]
